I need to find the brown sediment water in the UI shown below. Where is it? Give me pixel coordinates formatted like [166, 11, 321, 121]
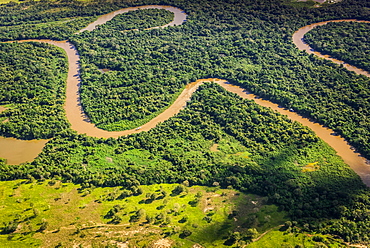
[151, 77, 370, 185]
[292, 19, 370, 77]
[291, 20, 370, 185]
[0, 5, 187, 164]
[65, 78, 203, 138]
[0, 104, 47, 164]
[0, 137, 48, 165]
[8, 39, 90, 137]
[216, 80, 370, 186]
[4, 5, 188, 140]
[1, 11, 370, 186]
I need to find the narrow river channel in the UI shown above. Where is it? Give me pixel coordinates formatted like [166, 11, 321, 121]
[292, 19, 370, 77]
[1, 6, 369, 186]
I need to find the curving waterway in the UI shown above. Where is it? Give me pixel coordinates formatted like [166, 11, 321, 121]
[78, 5, 187, 33]
[1, 7, 369, 185]
[0, 5, 187, 165]
[292, 19, 370, 77]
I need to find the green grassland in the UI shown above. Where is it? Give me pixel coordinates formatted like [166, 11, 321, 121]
[248, 227, 347, 248]
[0, 180, 290, 247]
[282, 0, 319, 8]
[65, 131, 253, 174]
[0, 180, 347, 247]
[3, 82, 366, 246]
[0, 0, 23, 3]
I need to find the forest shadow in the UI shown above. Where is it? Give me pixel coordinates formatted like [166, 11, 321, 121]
[248, 144, 366, 220]
[184, 143, 367, 246]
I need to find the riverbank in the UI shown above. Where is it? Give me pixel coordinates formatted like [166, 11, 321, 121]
[1, 6, 369, 185]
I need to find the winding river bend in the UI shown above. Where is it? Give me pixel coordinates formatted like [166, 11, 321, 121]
[1, 6, 370, 185]
[293, 19, 370, 77]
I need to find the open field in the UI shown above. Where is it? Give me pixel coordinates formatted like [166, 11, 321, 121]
[248, 227, 347, 248]
[0, 180, 290, 247]
[0, 180, 350, 247]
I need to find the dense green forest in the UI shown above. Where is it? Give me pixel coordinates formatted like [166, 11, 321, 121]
[1, 0, 370, 246]
[74, 8, 181, 130]
[0, 17, 95, 41]
[1, 83, 369, 244]
[0, 42, 69, 139]
[305, 21, 370, 72]
[96, 8, 174, 31]
[68, 0, 370, 159]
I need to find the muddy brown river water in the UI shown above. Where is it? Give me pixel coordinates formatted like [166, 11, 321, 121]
[292, 19, 370, 77]
[1, 7, 369, 185]
[0, 137, 48, 165]
[78, 5, 187, 33]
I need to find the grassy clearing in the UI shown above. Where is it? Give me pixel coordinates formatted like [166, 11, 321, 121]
[302, 162, 320, 172]
[0, 180, 289, 247]
[67, 134, 253, 174]
[216, 137, 250, 155]
[209, 138, 252, 158]
[248, 227, 347, 248]
[0, 0, 20, 3]
[38, 7, 71, 14]
[0, 179, 347, 247]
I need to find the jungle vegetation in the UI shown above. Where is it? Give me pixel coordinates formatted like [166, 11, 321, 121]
[71, 0, 370, 159]
[305, 21, 370, 72]
[0, 0, 370, 246]
[1, 83, 370, 245]
[0, 42, 69, 139]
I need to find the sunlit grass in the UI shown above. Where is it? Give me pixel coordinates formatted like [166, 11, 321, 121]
[249, 227, 347, 248]
[0, 180, 289, 247]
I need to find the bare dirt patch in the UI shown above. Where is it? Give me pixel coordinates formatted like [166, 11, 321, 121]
[202, 193, 219, 213]
[210, 143, 219, 152]
[151, 238, 173, 248]
[0, 106, 9, 123]
[302, 162, 320, 172]
[192, 244, 204, 248]
[109, 240, 129, 248]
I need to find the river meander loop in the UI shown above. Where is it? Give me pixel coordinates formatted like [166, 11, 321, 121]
[1, 6, 370, 186]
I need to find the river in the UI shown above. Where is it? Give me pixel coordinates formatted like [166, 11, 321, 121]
[78, 5, 187, 33]
[0, 137, 48, 165]
[1, 7, 369, 185]
[292, 19, 370, 77]
[0, 5, 187, 165]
